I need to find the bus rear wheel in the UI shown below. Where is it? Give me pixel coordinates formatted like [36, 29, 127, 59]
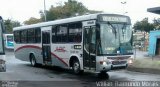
[30, 54, 37, 67]
[72, 60, 83, 75]
[0, 64, 6, 72]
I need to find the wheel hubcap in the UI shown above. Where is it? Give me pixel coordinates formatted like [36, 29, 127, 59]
[73, 62, 79, 72]
[31, 58, 35, 65]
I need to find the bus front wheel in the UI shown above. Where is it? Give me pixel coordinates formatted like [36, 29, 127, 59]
[72, 60, 83, 75]
[98, 71, 109, 79]
[30, 54, 37, 67]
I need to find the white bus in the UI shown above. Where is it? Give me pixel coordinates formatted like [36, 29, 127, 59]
[4, 34, 14, 49]
[13, 13, 133, 76]
[0, 16, 6, 72]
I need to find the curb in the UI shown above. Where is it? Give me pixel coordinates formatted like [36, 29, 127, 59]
[127, 66, 160, 74]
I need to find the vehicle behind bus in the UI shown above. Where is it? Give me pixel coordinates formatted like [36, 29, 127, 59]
[0, 16, 6, 72]
[13, 13, 133, 76]
[4, 34, 14, 49]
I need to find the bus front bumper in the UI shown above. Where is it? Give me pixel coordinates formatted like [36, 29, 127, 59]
[111, 63, 128, 70]
[96, 62, 112, 73]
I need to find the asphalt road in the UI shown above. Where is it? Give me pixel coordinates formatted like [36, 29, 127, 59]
[0, 50, 160, 87]
[134, 49, 148, 59]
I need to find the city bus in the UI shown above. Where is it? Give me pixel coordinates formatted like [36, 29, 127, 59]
[4, 34, 14, 49]
[13, 13, 133, 76]
[0, 16, 6, 72]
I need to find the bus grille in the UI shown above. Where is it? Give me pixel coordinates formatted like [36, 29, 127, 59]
[112, 61, 127, 65]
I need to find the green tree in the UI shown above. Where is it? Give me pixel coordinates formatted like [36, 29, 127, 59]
[42, 0, 102, 21]
[133, 18, 155, 32]
[133, 18, 155, 50]
[24, 17, 42, 25]
[153, 18, 160, 30]
[4, 19, 21, 33]
[24, 0, 102, 24]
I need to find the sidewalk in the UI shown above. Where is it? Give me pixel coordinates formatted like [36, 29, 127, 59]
[133, 49, 149, 59]
[127, 57, 160, 74]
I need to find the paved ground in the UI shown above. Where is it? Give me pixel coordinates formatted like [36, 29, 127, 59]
[1, 50, 160, 87]
[133, 49, 148, 59]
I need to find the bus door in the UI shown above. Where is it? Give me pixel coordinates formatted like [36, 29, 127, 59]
[41, 27, 52, 65]
[83, 20, 96, 70]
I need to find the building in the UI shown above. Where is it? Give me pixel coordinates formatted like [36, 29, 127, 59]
[147, 7, 160, 56]
[148, 31, 160, 56]
[133, 31, 149, 51]
[147, 7, 160, 14]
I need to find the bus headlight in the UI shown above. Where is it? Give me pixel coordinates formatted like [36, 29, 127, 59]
[103, 61, 107, 65]
[128, 59, 133, 64]
[100, 61, 107, 65]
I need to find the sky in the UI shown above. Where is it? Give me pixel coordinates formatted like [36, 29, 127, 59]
[0, 0, 159, 24]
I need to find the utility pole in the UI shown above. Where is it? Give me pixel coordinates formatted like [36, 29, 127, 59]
[121, 1, 128, 15]
[44, 0, 47, 21]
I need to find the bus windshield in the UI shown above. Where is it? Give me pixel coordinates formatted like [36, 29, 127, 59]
[7, 36, 13, 42]
[98, 23, 132, 55]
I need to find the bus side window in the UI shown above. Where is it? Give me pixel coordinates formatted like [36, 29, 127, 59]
[20, 30, 27, 43]
[52, 26, 57, 43]
[14, 31, 20, 43]
[28, 29, 35, 43]
[57, 25, 68, 43]
[35, 28, 41, 43]
[68, 22, 82, 43]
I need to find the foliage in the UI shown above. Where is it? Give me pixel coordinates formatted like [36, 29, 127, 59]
[23, 17, 42, 25]
[153, 18, 160, 30]
[133, 18, 155, 32]
[43, 0, 102, 21]
[25, 0, 102, 24]
[4, 19, 21, 33]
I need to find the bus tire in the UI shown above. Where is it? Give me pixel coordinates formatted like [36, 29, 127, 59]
[30, 54, 37, 67]
[3, 64, 6, 72]
[0, 64, 6, 72]
[98, 71, 109, 79]
[72, 60, 83, 75]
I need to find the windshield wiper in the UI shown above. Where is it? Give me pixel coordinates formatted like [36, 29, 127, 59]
[107, 22, 117, 38]
[122, 23, 126, 29]
[121, 23, 127, 42]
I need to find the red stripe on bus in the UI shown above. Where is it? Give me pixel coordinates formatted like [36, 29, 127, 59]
[51, 52, 68, 66]
[15, 45, 41, 52]
[15, 45, 68, 66]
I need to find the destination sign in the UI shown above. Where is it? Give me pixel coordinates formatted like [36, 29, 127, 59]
[83, 20, 96, 26]
[101, 16, 128, 23]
